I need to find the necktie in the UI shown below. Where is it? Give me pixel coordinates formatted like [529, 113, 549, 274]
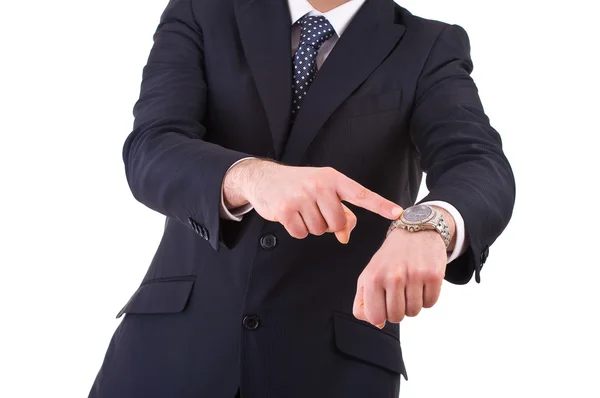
[291, 15, 335, 122]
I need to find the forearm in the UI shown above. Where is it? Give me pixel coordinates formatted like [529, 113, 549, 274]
[124, 126, 249, 241]
[420, 149, 514, 250]
[419, 150, 515, 283]
[410, 24, 515, 282]
[124, 0, 252, 250]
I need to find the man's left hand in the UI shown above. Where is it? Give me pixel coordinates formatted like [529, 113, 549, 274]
[352, 222, 450, 327]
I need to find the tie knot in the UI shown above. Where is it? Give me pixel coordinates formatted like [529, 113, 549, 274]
[298, 15, 335, 50]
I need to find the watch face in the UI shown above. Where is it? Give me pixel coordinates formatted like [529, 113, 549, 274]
[403, 205, 433, 223]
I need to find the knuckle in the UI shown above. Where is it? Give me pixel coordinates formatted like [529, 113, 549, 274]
[284, 226, 299, 238]
[321, 167, 340, 181]
[360, 274, 378, 288]
[387, 271, 406, 286]
[303, 177, 320, 194]
[322, 166, 337, 175]
[310, 225, 327, 236]
[422, 268, 444, 283]
[294, 229, 309, 239]
[278, 210, 293, 223]
[278, 201, 295, 215]
[355, 187, 371, 200]
[362, 270, 378, 284]
[376, 200, 388, 214]
[435, 268, 446, 281]
[285, 223, 308, 240]
[360, 276, 373, 288]
[407, 266, 424, 282]
[356, 274, 368, 287]
[330, 221, 346, 232]
[371, 273, 385, 286]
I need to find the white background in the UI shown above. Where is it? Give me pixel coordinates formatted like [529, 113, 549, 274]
[1, 0, 598, 397]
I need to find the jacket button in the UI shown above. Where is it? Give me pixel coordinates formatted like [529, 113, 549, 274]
[200, 227, 210, 240]
[260, 234, 277, 250]
[242, 315, 260, 330]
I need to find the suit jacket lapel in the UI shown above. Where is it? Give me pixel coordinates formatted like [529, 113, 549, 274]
[235, 0, 292, 159]
[281, 0, 406, 165]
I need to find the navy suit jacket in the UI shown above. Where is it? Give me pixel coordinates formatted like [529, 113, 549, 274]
[90, 0, 515, 397]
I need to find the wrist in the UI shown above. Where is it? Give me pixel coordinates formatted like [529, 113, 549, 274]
[223, 158, 270, 208]
[387, 204, 456, 251]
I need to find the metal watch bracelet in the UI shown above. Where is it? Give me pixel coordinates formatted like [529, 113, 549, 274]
[386, 211, 451, 248]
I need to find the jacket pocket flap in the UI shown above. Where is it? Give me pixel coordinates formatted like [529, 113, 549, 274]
[116, 277, 196, 318]
[333, 312, 407, 379]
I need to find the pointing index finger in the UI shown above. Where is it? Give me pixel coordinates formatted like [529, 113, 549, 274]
[336, 176, 403, 220]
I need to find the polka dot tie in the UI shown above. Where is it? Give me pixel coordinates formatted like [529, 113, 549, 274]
[291, 15, 335, 122]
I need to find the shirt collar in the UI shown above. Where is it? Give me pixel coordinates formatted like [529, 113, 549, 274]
[287, 0, 366, 37]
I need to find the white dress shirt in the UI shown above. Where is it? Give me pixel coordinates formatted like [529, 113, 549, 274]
[219, 0, 467, 262]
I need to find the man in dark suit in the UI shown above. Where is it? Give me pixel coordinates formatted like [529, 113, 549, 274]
[89, 0, 515, 396]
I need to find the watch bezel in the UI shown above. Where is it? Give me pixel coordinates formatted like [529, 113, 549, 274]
[399, 205, 436, 225]
[387, 205, 450, 248]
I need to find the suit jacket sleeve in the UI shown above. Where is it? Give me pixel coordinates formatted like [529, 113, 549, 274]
[123, 0, 251, 251]
[411, 24, 516, 284]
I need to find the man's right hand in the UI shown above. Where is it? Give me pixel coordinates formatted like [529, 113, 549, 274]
[223, 159, 403, 243]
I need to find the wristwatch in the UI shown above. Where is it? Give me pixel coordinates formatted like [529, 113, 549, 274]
[386, 204, 451, 248]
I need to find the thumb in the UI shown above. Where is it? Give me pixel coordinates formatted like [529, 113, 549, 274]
[334, 204, 357, 244]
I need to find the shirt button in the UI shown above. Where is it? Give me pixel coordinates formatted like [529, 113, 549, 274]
[242, 315, 260, 330]
[260, 234, 277, 250]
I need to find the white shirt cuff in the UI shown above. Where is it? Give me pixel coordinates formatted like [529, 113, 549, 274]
[421, 201, 468, 263]
[219, 157, 257, 221]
